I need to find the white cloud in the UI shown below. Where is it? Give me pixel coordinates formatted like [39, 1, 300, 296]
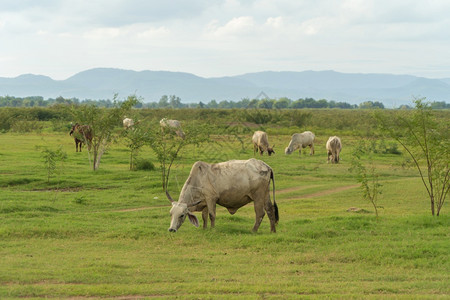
[136, 26, 170, 39]
[207, 16, 256, 37]
[265, 17, 283, 29]
[83, 27, 126, 40]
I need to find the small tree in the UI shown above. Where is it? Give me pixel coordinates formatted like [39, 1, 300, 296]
[147, 120, 210, 192]
[41, 146, 67, 183]
[122, 121, 149, 170]
[70, 94, 138, 171]
[375, 98, 449, 216]
[349, 142, 382, 219]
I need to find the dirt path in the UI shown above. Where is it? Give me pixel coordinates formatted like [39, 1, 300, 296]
[111, 184, 359, 213]
[276, 185, 322, 195]
[113, 205, 168, 213]
[282, 184, 359, 200]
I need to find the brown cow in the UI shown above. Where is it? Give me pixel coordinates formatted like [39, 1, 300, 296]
[69, 123, 93, 152]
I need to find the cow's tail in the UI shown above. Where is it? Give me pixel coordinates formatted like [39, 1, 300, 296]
[270, 169, 279, 224]
[330, 138, 339, 163]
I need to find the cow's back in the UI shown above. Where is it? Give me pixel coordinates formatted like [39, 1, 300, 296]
[253, 131, 269, 147]
[327, 136, 341, 151]
[160, 118, 181, 128]
[209, 159, 271, 204]
[181, 159, 272, 207]
[252, 131, 260, 144]
[302, 131, 315, 143]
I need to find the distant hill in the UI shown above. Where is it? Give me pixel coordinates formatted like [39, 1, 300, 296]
[1, 68, 449, 107]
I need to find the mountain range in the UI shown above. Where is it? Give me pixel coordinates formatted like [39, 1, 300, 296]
[1, 68, 449, 107]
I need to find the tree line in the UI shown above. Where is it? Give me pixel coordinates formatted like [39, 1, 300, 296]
[1, 94, 449, 109]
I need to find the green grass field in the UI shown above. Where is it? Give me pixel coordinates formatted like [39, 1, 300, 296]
[0, 125, 449, 299]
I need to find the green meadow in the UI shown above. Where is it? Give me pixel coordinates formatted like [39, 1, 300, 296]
[0, 109, 449, 299]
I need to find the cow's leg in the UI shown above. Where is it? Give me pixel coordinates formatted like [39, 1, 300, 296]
[259, 146, 264, 156]
[252, 199, 265, 232]
[310, 144, 314, 155]
[201, 207, 208, 229]
[264, 194, 277, 233]
[207, 202, 216, 228]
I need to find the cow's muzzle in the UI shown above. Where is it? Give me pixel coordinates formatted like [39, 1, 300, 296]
[168, 228, 177, 233]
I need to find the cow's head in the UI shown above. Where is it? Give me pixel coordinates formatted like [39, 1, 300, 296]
[69, 123, 80, 136]
[168, 202, 199, 232]
[166, 190, 199, 232]
[284, 146, 293, 155]
[267, 145, 275, 156]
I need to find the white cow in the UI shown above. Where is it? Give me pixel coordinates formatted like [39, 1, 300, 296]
[252, 131, 275, 156]
[160, 118, 185, 139]
[284, 131, 315, 155]
[123, 117, 134, 129]
[326, 136, 342, 164]
[167, 159, 279, 233]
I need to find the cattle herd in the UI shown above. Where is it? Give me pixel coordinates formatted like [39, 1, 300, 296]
[70, 117, 342, 233]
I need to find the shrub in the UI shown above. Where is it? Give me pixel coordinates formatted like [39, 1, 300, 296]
[10, 119, 43, 133]
[40, 146, 67, 183]
[287, 111, 312, 127]
[50, 118, 72, 132]
[242, 109, 273, 124]
[134, 158, 156, 171]
[349, 141, 383, 219]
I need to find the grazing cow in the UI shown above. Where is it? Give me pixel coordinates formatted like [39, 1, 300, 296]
[252, 131, 275, 156]
[69, 123, 93, 152]
[284, 131, 315, 155]
[123, 117, 134, 129]
[326, 136, 342, 164]
[167, 158, 279, 233]
[160, 118, 185, 139]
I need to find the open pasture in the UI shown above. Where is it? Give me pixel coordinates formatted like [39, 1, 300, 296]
[0, 112, 449, 299]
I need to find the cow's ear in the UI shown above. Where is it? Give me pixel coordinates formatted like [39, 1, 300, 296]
[187, 212, 199, 227]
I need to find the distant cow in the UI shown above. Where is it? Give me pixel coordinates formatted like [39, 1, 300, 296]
[167, 158, 279, 233]
[284, 131, 315, 155]
[69, 123, 93, 152]
[252, 131, 274, 156]
[123, 117, 134, 129]
[160, 118, 185, 139]
[326, 136, 342, 164]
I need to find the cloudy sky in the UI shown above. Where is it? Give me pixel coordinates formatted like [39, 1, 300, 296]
[1, 0, 450, 80]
